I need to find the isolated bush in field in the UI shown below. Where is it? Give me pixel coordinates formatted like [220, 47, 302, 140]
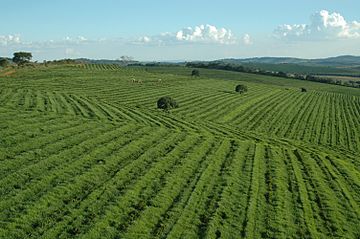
[191, 69, 200, 77]
[0, 58, 9, 67]
[12, 52, 32, 66]
[157, 96, 178, 111]
[235, 84, 248, 94]
[301, 87, 307, 92]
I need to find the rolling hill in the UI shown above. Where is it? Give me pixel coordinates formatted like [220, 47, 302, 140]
[0, 64, 359, 238]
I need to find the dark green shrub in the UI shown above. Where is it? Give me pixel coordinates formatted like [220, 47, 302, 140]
[191, 69, 200, 77]
[0, 58, 9, 67]
[157, 96, 178, 111]
[235, 84, 248, 94]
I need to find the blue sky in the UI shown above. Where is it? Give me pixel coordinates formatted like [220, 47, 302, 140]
[1, 0, 359, 60]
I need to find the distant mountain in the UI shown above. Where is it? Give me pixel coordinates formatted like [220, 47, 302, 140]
[221, 55, 360, 67]
[309, 55, 360, 66]
[222, 57, 307, 65]
[75, 55, 360, 68]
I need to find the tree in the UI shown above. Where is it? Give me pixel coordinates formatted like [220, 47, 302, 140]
[12, 52, 32, 65]
[235, 84, 248, 94]
[0, 58, 9, 67]
[119, 55, 134, 65]
[277, 71, 287, 77]
[157, 96, 178, 111]
[301, 87, 307, 92]
[191, 69, 200, 77]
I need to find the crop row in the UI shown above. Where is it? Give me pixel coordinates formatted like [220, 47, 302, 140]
[1, 111, 359, 238]
[80, 64, 122, 71]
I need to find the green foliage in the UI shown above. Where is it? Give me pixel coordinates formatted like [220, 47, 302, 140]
[235, 84, 248, 93]
[12, 52, 32, 65]
[0, 58, 9, 67]
[157, 96, 178, 111]
[191, 69, 200, 77]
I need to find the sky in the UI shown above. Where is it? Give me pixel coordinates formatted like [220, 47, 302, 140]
[1, 0, 360, 61]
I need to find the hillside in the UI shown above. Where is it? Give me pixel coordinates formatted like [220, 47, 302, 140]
[0, 64, 359, 238]
[218, 55, 360, 76]
[223, 55, 360, 66]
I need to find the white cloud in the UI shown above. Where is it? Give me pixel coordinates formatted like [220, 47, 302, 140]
[138, 36, 151, 43]
[63, 36, 88, 44]
[175, 24, 235, 44]
[77, 36, 87, 41]
[136, 24, 238, 45]
[0, 35, 21, 45]
[243, 34, 253, 45]
[274, 10, 360, 40]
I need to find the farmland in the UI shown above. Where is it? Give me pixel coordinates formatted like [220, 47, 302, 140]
[0, 64, 359, 238]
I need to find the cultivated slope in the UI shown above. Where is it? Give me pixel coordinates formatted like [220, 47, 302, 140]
[0, 65, 359, 238]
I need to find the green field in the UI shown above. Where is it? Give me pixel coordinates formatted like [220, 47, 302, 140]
[0, 64, 359, 238]
[238, 62, 360, 75]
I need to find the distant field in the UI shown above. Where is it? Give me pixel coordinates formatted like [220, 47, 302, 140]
[229, 62, 360, 75]
[0, 64, 359, 238]
[319, 74, 360, 81]
[145, 66, 360, 96]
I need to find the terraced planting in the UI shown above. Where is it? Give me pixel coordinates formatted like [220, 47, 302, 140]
[0, 64, 359, 238]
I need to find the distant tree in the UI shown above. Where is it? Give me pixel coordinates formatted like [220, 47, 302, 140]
[0, 58, 9, 67]
[191, 69, 200, 77]
[119, 55, 134, 65]
[277, 71, 287, 77]
[301, 87, 307, 92]
[12, 52, 32, 65]
[157, 96, 178, 111]
[120, 55, 133, 61]
[235, 84, 248, 94]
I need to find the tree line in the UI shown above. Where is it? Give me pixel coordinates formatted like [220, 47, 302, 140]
[186, 62, 360, 88]
[0, 52, 83, 68]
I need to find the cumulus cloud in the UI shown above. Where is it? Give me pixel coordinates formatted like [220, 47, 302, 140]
[136, 24, 239, 45]
[243, 34, 253, 45]
[0, 35, 21, 45]
[274, 10, 360, 40]
[138, 36, 151, 43]
[175, 24, 235, 44]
